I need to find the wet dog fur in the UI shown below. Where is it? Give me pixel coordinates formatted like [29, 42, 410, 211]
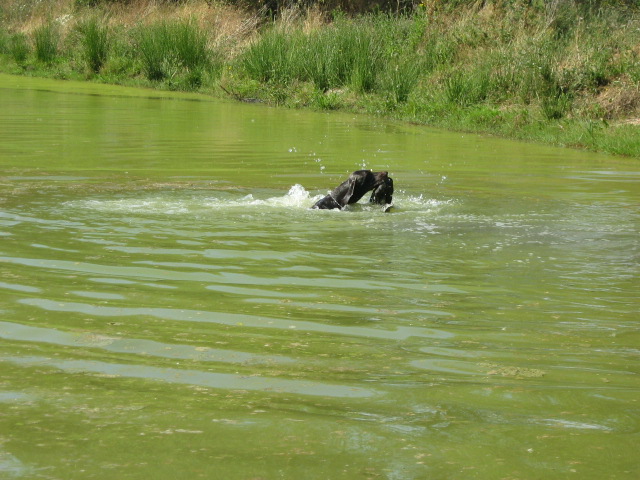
[312, 170, 393, 210]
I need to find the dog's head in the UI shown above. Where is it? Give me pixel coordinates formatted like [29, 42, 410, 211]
[371, 171, 389, 187]
[370, 176, 394, 205]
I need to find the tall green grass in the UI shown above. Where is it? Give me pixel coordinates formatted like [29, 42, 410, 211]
[299, 24, 382, 92]
[379, 58, 421, 104]
[136, 20, 212, 84]
[77, 16, 109, 73]
[240, 28, 295, 84]
[136, 22, 176, 81]
[0, 31, 8, 54]
[298, 30, 334, 91]
[9, 33, 30, 65]
[342, 24, 380, 93]
[239, 17, 414, 99]
[33, 22, 59, 64]
[173, 20, 210, 72]
[234, 4, 640, 123]
[443, 69, 492, 107]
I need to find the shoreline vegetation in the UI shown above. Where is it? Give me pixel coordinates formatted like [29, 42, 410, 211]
[1, 0, 639, 157]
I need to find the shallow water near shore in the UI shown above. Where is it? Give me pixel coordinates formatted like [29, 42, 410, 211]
[1, 74, 639, 479]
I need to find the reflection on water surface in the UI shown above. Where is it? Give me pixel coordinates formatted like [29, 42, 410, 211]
[1, 74, 639, 479]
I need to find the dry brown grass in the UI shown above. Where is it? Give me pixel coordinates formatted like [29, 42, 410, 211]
[2, 0, 326, 57]
[1, 0, 262, 60]
[3, 0, 74, 34]
[596, 77, 640, 120]
[273, 5, 327, 34]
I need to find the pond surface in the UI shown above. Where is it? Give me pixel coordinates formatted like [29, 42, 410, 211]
[0, 73, 638, 479]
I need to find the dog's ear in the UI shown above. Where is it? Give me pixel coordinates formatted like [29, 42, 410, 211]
[343, 176, 357, 204]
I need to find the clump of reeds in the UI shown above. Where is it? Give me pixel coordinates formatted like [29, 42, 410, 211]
[238, 15, 417, 101]
[239, 28, 294, 84]
[136, 22, 176, 81]
[0, 31, 8, 54]
[314, 20, 381, 93]
[33, 21, 59, 64]
[9, 33, 30, 65]
[173, 20, 210, 72]
[443, 69, 492, 108]
[77, 16, 109, 73]
[380, 58, 421, 104]
[135, 19, 212, 86]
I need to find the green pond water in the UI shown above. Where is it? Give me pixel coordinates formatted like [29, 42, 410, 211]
[0, 73, 638, 479]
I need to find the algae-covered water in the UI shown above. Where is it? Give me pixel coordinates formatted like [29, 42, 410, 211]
[1, 74, 638, 479]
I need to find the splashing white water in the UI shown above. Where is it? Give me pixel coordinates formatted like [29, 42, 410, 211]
[259, 184, 316, 208]
[65, 185, 320, 214]
[206, 184, 318, 209]
[64, 185, 450, 215]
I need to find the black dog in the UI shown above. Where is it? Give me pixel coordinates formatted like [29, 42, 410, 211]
[312, 170, 393, 210]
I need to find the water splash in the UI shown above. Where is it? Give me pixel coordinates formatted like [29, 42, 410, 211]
[63, 186, 449, 215]
[206, 184, 318, 209]
[401, 194, 455, 211]
[269, 184, 313, 208]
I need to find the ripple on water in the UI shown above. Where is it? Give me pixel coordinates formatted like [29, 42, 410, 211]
[69, 291, 127, 300]
[0, 321, 294, 366]
[0, 255, 410, 291]
[0, 282, 42, 293]
[0, 451, 34, 478]
[3, 77, 639, 480]
[2, 355, 377, 398]
[17, 298, 454, 340]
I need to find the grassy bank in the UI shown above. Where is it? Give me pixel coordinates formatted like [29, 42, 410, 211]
[1, 0, 639, 157]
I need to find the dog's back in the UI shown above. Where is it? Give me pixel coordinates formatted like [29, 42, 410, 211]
[313, 170, 391, 210]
